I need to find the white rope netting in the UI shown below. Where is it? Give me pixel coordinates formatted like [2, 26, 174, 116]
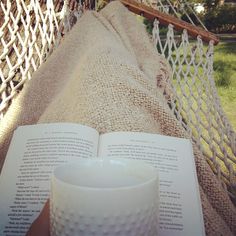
[152, 20, 236, 200]
[0, 0, 235, 200]
[0, 0, 69, 118]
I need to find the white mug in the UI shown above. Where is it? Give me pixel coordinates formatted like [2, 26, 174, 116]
[50, 158, 159, 236]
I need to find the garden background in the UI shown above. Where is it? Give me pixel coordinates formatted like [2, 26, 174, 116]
[189, 0, 236, 131]
[144, 0, 236, 130]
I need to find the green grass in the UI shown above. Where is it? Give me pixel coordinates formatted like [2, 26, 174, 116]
[165, 40, 236, 131]
[213, 42, 236, 131]
[167, 40, 236, 196]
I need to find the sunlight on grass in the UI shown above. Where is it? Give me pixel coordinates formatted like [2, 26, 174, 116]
[214, 42, 236, 131]
[168, 41, 236, 195]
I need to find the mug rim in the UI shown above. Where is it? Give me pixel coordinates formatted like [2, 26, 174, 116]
[52, 157, 158, 191]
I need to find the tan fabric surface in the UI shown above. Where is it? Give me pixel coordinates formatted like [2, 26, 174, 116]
[0, 1, 236, 235]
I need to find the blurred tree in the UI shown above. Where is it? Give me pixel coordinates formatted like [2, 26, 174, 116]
[182, 0, 236, 33]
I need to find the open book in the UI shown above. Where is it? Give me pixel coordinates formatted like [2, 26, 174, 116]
[0, 123, 205, 236]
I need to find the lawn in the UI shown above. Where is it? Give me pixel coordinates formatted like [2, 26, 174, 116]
[213, 42, 236, 131]
[169, 40, 236, 189]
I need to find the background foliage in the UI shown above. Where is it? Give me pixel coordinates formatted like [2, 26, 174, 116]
[201, 4, 236, 33]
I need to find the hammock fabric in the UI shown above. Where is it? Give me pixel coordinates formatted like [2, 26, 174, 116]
[0, 2, 235, 235]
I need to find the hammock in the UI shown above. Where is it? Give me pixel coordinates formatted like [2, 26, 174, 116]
[0, 0, 235, 234]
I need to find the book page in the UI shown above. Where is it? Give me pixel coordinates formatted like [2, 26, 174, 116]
[0, 123, 99, 236]
[98, 132, 205, 236]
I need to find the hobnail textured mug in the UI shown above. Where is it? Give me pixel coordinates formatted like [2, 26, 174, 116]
[50, 158, 159, 236]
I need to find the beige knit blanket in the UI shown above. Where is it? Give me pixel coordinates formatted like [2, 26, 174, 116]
[0, 2, 235, 235]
